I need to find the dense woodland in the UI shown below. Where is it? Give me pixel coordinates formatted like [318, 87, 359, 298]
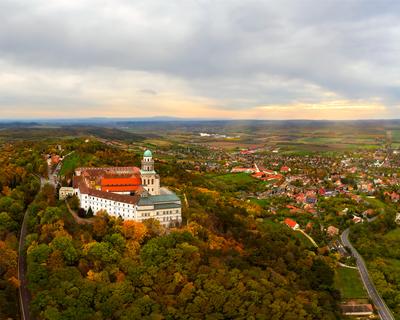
[26, 186, 340, 319]
[0, 142, 44, 319]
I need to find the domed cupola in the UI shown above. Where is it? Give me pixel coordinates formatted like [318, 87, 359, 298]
[141, 149, 154, 172]
[144, 149, 152, 158]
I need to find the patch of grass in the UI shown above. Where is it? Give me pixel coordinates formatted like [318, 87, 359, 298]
[383, 228, 400, 242]
[261, 218, 282, 229]
[363, 197, 387, 209]
[203, 173, 268, 194]
[60, 153, 91, 175]
[249, 198, 270, 207]
[334, 267, 367, 300]
[212, 172, 255, 184]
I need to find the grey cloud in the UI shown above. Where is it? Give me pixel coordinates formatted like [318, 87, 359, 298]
[0, 0, 400, 113]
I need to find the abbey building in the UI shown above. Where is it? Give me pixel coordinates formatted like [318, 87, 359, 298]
[68, 150, 182, 226]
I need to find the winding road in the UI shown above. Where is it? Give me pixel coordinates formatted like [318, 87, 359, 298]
[18, 204, 31, 320]
[341, 228, 395, 320]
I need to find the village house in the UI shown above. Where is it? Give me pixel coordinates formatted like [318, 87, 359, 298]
[326, 225, 339, 237]
[284, 218, 299, 230]
[395, 212, 400, 225]
[340, 303, 373, 317]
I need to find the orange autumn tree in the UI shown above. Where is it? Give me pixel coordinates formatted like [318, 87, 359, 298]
[121, 220, 147, 243]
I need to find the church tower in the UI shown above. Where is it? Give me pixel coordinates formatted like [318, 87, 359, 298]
[141, 149, 160, 195]
[142, 149, 154, 172]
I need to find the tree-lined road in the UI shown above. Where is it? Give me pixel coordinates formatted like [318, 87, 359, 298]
[341, 228, 394, 320]
[18, 162, 61, 319]
[18, 205, 31, 320]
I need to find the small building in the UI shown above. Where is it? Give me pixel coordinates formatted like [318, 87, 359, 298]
[352, 216, 363, 224]
[362, 209, 375, 218]
[340, 303, 373, 316]
[284, 218, 299, 230]
[231, 167, 255, 174]
[280, 166, 291, 173]
[51, 154, 61, 165]
[395, 212, 400, 225]
[326, 225, 339, 237]
[305, 196, 317, 205]
[59, 187, 74, 200]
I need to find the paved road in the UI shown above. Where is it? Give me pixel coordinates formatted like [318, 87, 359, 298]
[341, 228, 395, 320]
[18, 204, 32, 320]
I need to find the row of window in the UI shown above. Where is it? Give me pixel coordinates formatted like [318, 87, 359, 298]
[162, 216, 179, 222]
[139, 209, 180, 217]
[143, 178, 155, 185]
[80, 194, 181, 222]
[83, 195, 133, 208]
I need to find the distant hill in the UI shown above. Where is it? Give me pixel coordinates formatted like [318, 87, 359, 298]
[0, 126, 145, 142]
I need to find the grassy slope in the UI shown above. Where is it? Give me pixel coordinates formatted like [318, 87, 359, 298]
[59, 153, 91, 175]
[335, 267, 368, 300]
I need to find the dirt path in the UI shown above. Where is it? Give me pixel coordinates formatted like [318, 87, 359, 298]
[65, 201, 95, 225]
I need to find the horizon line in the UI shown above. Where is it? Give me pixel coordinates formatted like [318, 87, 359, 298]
[1, 117, 400, 123]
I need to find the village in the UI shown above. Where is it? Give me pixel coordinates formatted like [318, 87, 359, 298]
[46, 139, 400, 241]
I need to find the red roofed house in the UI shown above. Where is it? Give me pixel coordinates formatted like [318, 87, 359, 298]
[252, 172, 265, 179]
[261, 174, 283, 181]
[280, 166, 291, 173]
[352, 216, 362, 224]
[51, 154, 61, 165]
[231, 167, 255, 174]
[390, 192, 400, 202]
[284, 218, 299, 230]
[295, 193, 306, 203]
[286, 205, 302, 214]
[327, 225, 339, 237]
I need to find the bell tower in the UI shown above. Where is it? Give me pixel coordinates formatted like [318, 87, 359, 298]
[140, 149, 160, 195]
[141, 149, 154, 172]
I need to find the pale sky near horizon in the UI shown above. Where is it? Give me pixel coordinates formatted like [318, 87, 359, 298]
[1, 0, 400, 120]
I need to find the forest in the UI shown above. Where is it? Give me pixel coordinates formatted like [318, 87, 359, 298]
[26, 186, 340, 319]
[0, 141, 44, 319]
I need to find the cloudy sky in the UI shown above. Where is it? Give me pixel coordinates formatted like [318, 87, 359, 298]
[1, 0, 399, 119]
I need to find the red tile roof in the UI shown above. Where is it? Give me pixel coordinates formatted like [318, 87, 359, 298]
[73, 175, 141, 205]
[101, 177, 141, 186]
[101, 185, 141, 192]
[284, 218, 298, 229]
[252, 172, 264, 177]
